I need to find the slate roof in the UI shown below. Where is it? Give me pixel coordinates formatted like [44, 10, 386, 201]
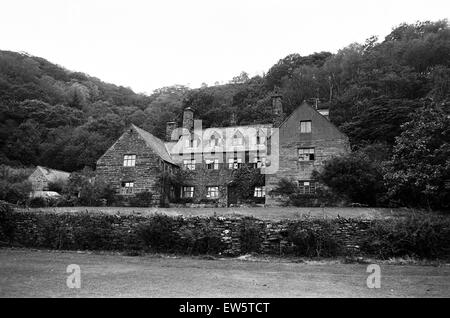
[131, 124, 176, 165]
[36, 166, 70, 182]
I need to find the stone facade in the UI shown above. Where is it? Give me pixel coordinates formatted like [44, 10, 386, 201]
[96, 125, 178, 205]
[28, 166, 71, 192]
[95, 99, 349, 207]
[265, 103, 350, 206]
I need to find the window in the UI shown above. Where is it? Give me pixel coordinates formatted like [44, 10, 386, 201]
[182, 186, 194, 198]
[123, 154, 136, 167]
[121, 181, 134, 194]
[210, 135, 219, 147]
[228, 157, 242, 169]
[232, 133, 244, 146]
[206, 186, 219, 198]
[300, 120, 312, 133]
[252, 156, 266, 168]
[298, 148, 315, 161]
[206, 158, 219, 170]
[185, 136, 199, 148]
[254, 186, 265, 197]
[298, 181, 317, 195]
[183, 159, 196, 170]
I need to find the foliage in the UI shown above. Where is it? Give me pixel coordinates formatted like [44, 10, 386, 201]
[239, 218, 263, 253]
[129, 191, 154, 207]
[0, 165, 32, 204]
[314, 152, 386, 206]
[287, 219, 342, 257]
[136, 214, 181, 253]
[383, 105, 450, 210]
[230, 166, 265, 202]
[360, 215, 450, 259]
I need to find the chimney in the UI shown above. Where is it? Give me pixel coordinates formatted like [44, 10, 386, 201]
[182, 107, 194, 132]
[166, 121, 178, 141]
[272, 93, 283, 116]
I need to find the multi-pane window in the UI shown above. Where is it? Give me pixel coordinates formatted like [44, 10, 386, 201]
[123, 154, 136, 167]
[121, 181, 134, 194]
[183, 159, 196, 170]
[254, 186, 265, 197]
[300, 120, 312, 133]
[252, 157, 265, 168]
[206, 186, 219, 198]
[206, 158, 219, 170]
[182, 186, 194, 198]
[232, 133, 244, 146]
[298, 181, 317, 195]
[228, 157, 242, 169]
[298, 148, 315, 161]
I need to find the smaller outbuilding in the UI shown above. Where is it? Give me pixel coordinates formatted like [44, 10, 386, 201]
[28, 166, 71, 197]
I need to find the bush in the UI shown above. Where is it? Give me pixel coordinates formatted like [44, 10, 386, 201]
[361, 215, 450, 259]
[287, 220, 342, 257]
[129, 191, 154, 207]
[136, 214, 180, 252]
[239, 218, 262, 253]
[314, 152, 386, 206]
[0, 201, 16, 243]
[28, 197, 48, 208]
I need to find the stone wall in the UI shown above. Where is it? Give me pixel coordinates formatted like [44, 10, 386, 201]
[1, 210, 371, 256]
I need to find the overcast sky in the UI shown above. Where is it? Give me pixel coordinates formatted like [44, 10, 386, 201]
[1, 0, 449, 94]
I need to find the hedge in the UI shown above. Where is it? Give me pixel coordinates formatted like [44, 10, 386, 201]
[1, 202, 449, 259]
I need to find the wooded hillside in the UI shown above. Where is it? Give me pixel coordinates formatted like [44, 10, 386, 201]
[1, 20, 449, 172]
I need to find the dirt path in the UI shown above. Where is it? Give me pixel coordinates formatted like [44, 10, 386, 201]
[0, 249, 449, 297]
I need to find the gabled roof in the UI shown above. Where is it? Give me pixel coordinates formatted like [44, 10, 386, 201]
[35, 166, 70, 182]
[131, 124, 176, 165]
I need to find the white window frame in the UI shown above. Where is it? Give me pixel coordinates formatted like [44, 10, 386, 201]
[121, 181, 134, 194]
[205, 158, 219, 170]
[298, 148, 315, 162]
[300, 121, 312, 133]
[182, 186, 194, 198]
[206, 186, 219, 198]
[254, 186, 265, 197]
[183, 159, 196, 170]
[228, 157, 242, 169]
[123, 154, 136, 167]
[298, 180, 317, 195]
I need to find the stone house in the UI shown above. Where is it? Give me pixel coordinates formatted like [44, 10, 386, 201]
[95, 95, 349, 206]
[28, 166, 71, 197]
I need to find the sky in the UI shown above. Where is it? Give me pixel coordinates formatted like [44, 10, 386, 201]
[1, 0, 449, 94]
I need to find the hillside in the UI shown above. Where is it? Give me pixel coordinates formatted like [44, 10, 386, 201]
[0, 19, 449, 172]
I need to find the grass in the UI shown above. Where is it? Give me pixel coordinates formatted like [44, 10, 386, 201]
[16, 206, 426, 220]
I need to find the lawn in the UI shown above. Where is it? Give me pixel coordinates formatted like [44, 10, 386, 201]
[0, 248, 449, 297]
[18, 206, 425, 220]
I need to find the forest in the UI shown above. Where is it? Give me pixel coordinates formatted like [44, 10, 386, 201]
[0, 20, 449, 209]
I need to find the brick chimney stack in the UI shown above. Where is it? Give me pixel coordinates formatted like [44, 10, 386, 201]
[165, 121, 178, 141]
[182, 107, 194, 132]
[272, 93, 283, 116]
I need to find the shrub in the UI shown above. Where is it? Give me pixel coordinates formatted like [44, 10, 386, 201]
[0, 201, 16, 243]
[28, 196, 48, 208]
[136, 214, 180, 252]
[129, 191, 154, 207]
[239, 218, 262, 253]
[287, 220, 342, 257]
[360, 215, 450, 259]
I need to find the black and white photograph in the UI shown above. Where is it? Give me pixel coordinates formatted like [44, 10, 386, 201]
[0, 0, 449, 304]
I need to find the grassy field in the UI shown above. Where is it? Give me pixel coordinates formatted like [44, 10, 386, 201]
[0, 248, 449, 297]
[17, 206, 423, 220]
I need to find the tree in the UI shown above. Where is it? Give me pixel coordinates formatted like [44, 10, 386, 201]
[314, 152, 386, 206]
[384, 105, 450, 210]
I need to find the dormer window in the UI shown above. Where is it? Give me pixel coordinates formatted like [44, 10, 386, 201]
[232, 132, 244, 146]
[123, 154, 136, 167]
[300, 121, 312, 133]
